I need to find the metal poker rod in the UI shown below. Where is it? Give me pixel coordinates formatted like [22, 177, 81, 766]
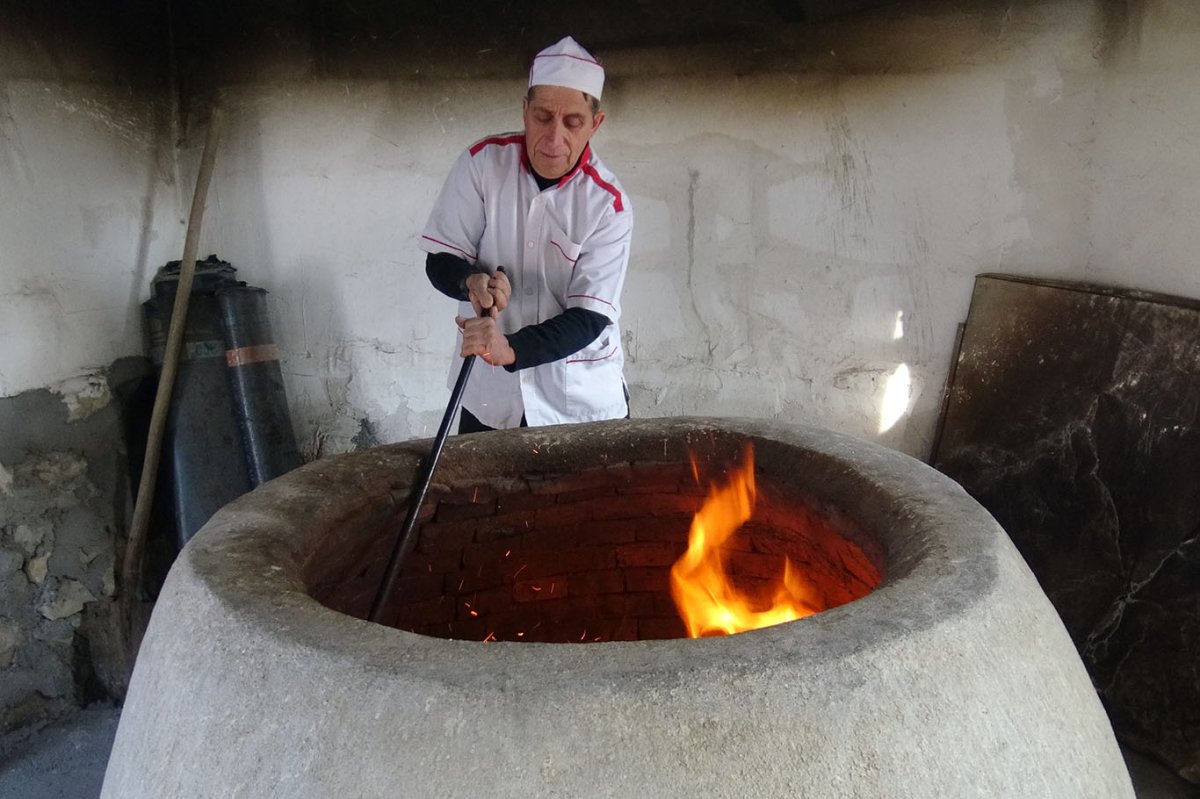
[368, 276, 501, 623]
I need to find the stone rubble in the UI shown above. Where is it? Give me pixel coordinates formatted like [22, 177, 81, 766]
[0, 370, 131, 736]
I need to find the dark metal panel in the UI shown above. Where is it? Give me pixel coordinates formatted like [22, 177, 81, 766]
[933, 273, 1200, 784]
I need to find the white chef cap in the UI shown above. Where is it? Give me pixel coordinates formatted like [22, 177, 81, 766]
[528, 36, 604, 101]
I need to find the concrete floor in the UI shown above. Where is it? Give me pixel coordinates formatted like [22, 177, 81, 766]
[0, 705, 118, 799]
[0, 704, 1195, 798]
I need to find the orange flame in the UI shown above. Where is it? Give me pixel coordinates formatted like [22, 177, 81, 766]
[670, 446, 825, 637]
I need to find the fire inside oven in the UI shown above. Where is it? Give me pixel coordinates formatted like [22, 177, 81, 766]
[308, 441, 883, 644]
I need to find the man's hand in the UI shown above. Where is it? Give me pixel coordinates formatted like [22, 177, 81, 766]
[465, 270, 512, 318]
[456, 315, 516, 366]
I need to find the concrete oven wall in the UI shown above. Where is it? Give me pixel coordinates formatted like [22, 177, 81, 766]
[101, 418, 1137, 798]
[2, 0, 1200, 732]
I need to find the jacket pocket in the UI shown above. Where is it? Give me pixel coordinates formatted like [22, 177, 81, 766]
[542, 218, 582, 302]
[562, 331, 625, 419]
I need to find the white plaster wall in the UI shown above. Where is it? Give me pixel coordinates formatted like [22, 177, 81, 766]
[192, 0, 1200, 459]
[0, 60, 183, 396]
[196, 81, 468, 457]
[4, 0, 1199, 461]
[1087, 2, 1200, 295]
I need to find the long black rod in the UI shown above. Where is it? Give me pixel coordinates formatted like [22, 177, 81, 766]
[368, 353, 476, 622]
[370, 265, 506, 623]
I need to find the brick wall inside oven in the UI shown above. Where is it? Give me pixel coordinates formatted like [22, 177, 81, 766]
[389, 461, 701, 643]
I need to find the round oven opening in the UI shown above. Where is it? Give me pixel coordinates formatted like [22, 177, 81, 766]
[305, 437, 885, 643]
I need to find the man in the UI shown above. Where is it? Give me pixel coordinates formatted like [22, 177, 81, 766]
[420, 35, 633, 433]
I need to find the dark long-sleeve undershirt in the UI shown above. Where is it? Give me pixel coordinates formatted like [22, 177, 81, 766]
[425, 251, 480, 301]
[425, 251, 610, 371]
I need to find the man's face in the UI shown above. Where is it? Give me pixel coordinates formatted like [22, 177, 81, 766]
[523, 85, 605, 179]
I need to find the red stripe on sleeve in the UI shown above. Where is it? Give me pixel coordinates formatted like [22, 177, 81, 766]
[581, 163, 623, 212]
[568, 293, 615, 309]
[421, 235, 476, 262]
[469, 134, 525, 156]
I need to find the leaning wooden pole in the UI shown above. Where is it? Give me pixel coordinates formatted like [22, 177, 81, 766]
[121, 108, 223, 603]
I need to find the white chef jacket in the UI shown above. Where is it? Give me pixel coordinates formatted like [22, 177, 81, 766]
[419, 133, 633, 428]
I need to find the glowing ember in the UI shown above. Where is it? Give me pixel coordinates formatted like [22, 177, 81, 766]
[670, 445, 826, 637]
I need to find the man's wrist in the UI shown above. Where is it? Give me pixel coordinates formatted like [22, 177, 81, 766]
[502, 335, 520, 370]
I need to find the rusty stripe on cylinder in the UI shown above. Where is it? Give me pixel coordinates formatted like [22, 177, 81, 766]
[226, 343, 279, 368]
